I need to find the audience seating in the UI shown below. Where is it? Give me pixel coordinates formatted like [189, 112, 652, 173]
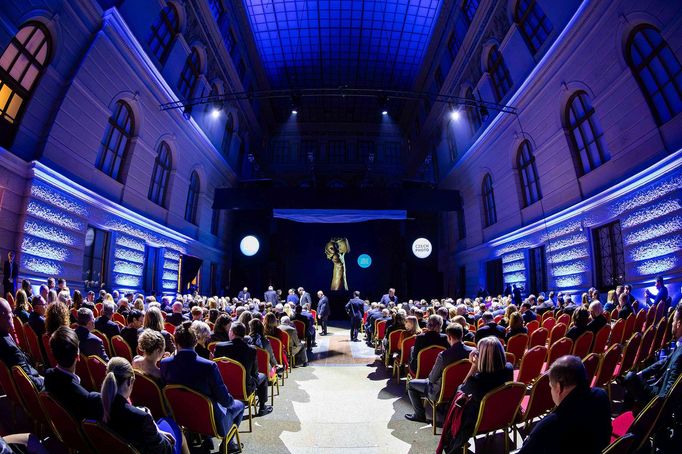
[643, 307, 656, 332]
[385, 329, 405, 367]
[425, 359, 471, 434]
[215, 357, 256, 433]
[39, 392, 93, 452]
[293, 320, 306, 343]
[633, 309, 646, 334]
[12, 316, 29, 353]
[592, 325, 611, 354]
[469, 382, 526, 453]
[526, 320, 539, 336]
[516, 373, 553, 431]
[266, 335, 288, 382]
[572, 331, 594, 359]
[541, 312, 554, 323]
[592, 344, 622, 398]
[373, 319, 387, 347]
[82, 420, 140, 454]
[256, 347, 279, 406]
[548, 323, 567, 347]
[164, 384, 241, 454]
[506, 334, 528, 368]
[23, 326, 44, 367]
[40, 333, 57, 368]
[514, 346, 547, 385]
[86, 355, 107, 390]
[633, 326, 656, 370]
[0, 362, 25, 425]
[407, 345, 446, 387]
[111, 335, 133, 362]
[393, 335, 416, 382]
[610, 396, 663, 451]
[582, 353, 600, 385]
[528, 327, 548, 348]
[129, 370, 169, 419]
[91, 330, 112, 357]
[163, 322, 175, 334]
[613, 332, 641, 378]
[557, 313, 570, 326]
[648, 318, 667, 359]
[622, 315, 636, 344]
[544, 338, 573, 372]
[277, 330, 294, 369]
[602, 433, 637, 454]
[541, 317, 555, 332]
[11, 366, 48, 435]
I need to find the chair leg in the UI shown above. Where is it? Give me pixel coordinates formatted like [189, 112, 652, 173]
[432, 402, 437, 435]
[270, 381, 274, 407]
[504, 427, 509, 454]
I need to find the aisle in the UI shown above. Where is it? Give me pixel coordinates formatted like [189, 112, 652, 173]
[241, 324, 439, 453]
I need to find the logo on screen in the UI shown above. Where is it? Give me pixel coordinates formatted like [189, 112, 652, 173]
[412, 238, 432, 259]
[357, 254, 372, 268]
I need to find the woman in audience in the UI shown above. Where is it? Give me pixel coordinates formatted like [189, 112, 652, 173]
[13, 289, 30, 323]
[616, 292, 633, 320]
[505, 311, 527, 341]
[249, 318, 278, 368]
[71, 290, 83, 310]
[143, 307, 175, 354]
[191, 321, 211, 359]
[383, 312, 406, 345]
[45, 302, 70, 336]
[210, 314, 232, 343]
[132, 329, 166, 382]
[102, 357, 186, 454]
[404, 315, 422, 338]
[47, 290, 58, 305]
[566, 307, 589, 340]
[498, 304, 518, 328]
[263, 312, 282, 339]
[603, 290, 617, 313]
[580, 292, 590, 307]
[133, 298, 145, 312]
[453, 315, 475, 343]
[238, 310, 253, 327]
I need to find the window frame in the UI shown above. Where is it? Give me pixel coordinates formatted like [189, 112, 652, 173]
[178, 48, 201, 100]
[514, 0, 553, 55]
[517, 140, 541, 207]
[482, 173, 497, 227]
[565, 91, 609, 176]
[148, 5, 179, 64]
[97, 100, 135, 182]
[487, 46, 513, 102]
[148, 142, 173, 207]
[185, 171, 200, 225]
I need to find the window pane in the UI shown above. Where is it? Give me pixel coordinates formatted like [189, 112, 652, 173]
[0, 44, 18, 69]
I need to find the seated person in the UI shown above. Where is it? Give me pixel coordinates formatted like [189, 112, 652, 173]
[75, 308, 109, 361]
[474, 312, 505, 343]
[248, 319, 279, 369]
[210, 314, 232, 343]
[95, 301, 121, 339]
[409, 315, 448, 372]
[278, 316, 308, 366]
[160, 321, 243, 453]
[603, 290, 618, 313]
[167, 302, 188, 327]
[144, 307, 175, 354]
[120, 309, 143, 354]
[616, 293, 633, 320]
[520, 302, 537, 324]
[132, 329, 167, 382]
[214, 322, 273, 416]
[623, 304, 682, 408]
[27, 296, 46, 338]
[452, 315, 474, 343]
[293, 305, 315, 350]
[505, 312, 528, 341]
[13, 290, 30, 323]
[44, 326, 103, 421]
[0, 297, 43, 390]
[566, 307, 589, 341]
[405, 323, 473, 422]
[519, 355, 611, 453]
[191, 321, 212, 360]
[586, 301, 607, 334]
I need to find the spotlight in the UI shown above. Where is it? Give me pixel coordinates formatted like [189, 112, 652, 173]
[450, 109, 461, 121]
[382, 110, 388, 116]
[291, 109, 298, 115]
[211, 108, 221, 119]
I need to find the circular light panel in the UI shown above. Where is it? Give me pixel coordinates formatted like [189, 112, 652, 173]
[240, 235, 260, 256]
[357, 254, 372, 268]
[412, 238, 432, 259]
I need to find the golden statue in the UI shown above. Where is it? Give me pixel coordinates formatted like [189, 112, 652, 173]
[325, 237, 350, 291]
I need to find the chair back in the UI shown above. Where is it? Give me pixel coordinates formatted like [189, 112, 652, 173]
[293, 320, 306, 340]
[541, 317, 555, 332]
[112, 312, 126, 325]
[82, 420, 140, 454]
[582, 353, 601, 384]
[266, 335, 285, 364]
[572, 331, 594, 359]
[548, 323, 567, 346]
[41, 333, 57, 368]
[526, 320, 540, 336]
[74, 354, 95, 391]
[387, 329, 405, 357]
[546, 337, 573, 370]
[505, 352, 516, 366]
[255, 347, 275, 378]
[130, 370, 168, 419]
[437, 359, 472, 405]
[603, 433, 637, 454]
[11, 366, 47, 425]
[593, 344, 622, 388]
[111, 335, 133, 362]
[505, 333, 528, 367]
[163, 322, 176, 334]
[521, 372, 553, 422]
[23, 326, 44, 365]
[0, 362, 25, 412]
[654, 301, 666, 324]
[310, 309, 317, 320]
[494, 314, 503, 324]
[557, 313, 571, 326]
[627, 396, 664, 445]
[592, 325, 611, 354]
[6, 292, 15, 307]
[529, 327, 548, 348]
[660, 374, 682, 424]
[214, 357, 250, 400]
[541, 311, 554, 323]
[634, 326, 656, 366]
[412, 345, 446, 379]
[95, 302, 103, 314]
[644, 306, 656, 331]
[277, 330, 291, 355]
[609, 318, 625, 347]
[12, 316, 28, 353]
[207, 342, 218, 355]
[616, 332, 641, 377]
[516, 346, 547, 385]
[648, 318, 667, 359]
[397, 335, 416, 367]
[622, 314, 636, 343]
[473, 382, 526, 435]
[375, 319, 387, 340]
[86, 355, 107, 390]
[39, 392, 92, 452]
[91, 330, 112, 357]
[163, 384, 220, 438]
[633, 309, 646, 334]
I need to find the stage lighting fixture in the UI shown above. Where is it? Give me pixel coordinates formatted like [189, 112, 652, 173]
[450, 109, 461, 121]
[357, 254, 372, 268]
[291, 109, 298, 115]
[211, 108, 221, 119]
[240, 235, 260, 256]
[382, 110, 388, 116]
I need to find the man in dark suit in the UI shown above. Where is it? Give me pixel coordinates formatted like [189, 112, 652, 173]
[520, 301, 537, 324]
[586, 301, 607, 334]
[409, 314, 449, 372]
[293, 304, 316, 350]
[161, 321, 244, 452]
[213, 322, 273, 416]
[298, 287, 312, 307]
[120, 309, 143, 354]
[0, 297, 43, 390]
[345, 291, 364, 341]
[237, 287, 250, 302]
[2, 251, 18, 297]
[27, 296, 46, 338]
[405, 323, 472, 422]
[519, 355, 611, 453]
[95, 301, 121, 339]
[363, 303, 383, 340]
[379, 288, 398, 306]
[474, 312, 506, 343]
[623, 304, 682, 407]
[264, 286, 278, 304]
[44, 326, 103, 421]
[316, 291, 330, 335]
[74, 308, 108, 361]
[167, 301, 188, 326]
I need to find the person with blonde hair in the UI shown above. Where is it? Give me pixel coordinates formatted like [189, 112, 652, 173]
[505, 311, 527, 341]
[13, 289, 30, 323]
[191, 320, 212, 359]
[144, 307, 175, 353]
[45, 302, 70, 336]
[101, 357, 184, 454]
[132, 328, 167, 382]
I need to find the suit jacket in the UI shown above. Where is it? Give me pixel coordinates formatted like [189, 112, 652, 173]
[519, 386, 611, 454]
[317, 297, 330, 319]
[566, 325, 588, 341]
[44, 367, 103, 421]
[2, 259, 17, 290]
[474, 322, 506, 343]
[409, 330, 449, 372]
[641, 340, 682, 397]
[0, 332, 43, 390]
[28, 312, 45, 338]
[237, 291, 250, 302]
[75, 325, 109, 361]
[263, 290, 278, 304]
[278, 324, 302, 351]
[379, 294, 398, 306]
[120, 326, 142, 354]
[345, 298, 364, 319]
[213, 338, 259, 394]
[522, 310, 537, 324]
[299, 292, 312, 307]
[107, 394, 172, 454]
[426, 342, 473, 400]
[95, 316, 120, 339]
[167, 312, 188, 327]
[586, 315, 607, 334]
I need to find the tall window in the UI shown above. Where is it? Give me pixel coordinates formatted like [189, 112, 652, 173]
[185, 171, 200, 224]
[148, 142, 172, 207]
[328, 141, 345, 163]
[144, 246, 159, 295]
[97, 100, 134, 182]
[462, 0, 479, 26]
[148, 5, 179, 64]
[565, 91, 609, 175]
[528, 246, 547, 295]
[482, 173, 497, 227]
[465, 87, 482, 134]
[515, 0, 553, 54]
[626, 25, 682, 125]
[517, 141, 541, 206]
[488, 46, 512, 101]
[82, 226, 109, 293]
[593, 221, 625, 291]
[0, 23, 51, 142]
[178, 48, 201, 100]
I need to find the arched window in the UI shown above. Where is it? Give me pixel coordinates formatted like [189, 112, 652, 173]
[465, 87, 482, 134]
[462, 0, 479, 26]
[488, 46, 512, 101]
[565, 91, 609, 175]
[178, 48, 201, 100]
[482, 173, 497, 227]
[626, 25, 682, 125]
[148, 142, 172, 207]
[0, 22, 51, 137]
[514, 0, 553, 54]
[97, 100, 134, 182]
[185, 171, 200, 224]
[148, 5, 180, 64]
[517, 141, 541, 207]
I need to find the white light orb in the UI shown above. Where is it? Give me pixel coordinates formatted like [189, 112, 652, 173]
[240, 235, 260, 256]
[412, 237, 432, 259]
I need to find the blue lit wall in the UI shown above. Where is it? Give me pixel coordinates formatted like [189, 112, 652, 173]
[243, 0, 443, 89]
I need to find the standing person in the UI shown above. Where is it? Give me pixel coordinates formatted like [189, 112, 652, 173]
[345, 291, 364, 342]
[317, 291, 330, 335]
[263, 286, 278, 305]
[645, 275, 670, 310]
[2, 251, 18, 298]
[298, 287, 312, 307]
[286, 289, 299, 305]
[237, 287, 250, 302]
[379, 288, 398, 306]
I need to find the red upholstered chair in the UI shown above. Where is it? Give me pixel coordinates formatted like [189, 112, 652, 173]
[591, 325, 611, 354]
[82, 420, 140, 454]
[393, 335, 416, 382]
[163, 322, 176, 334]
[277, 329, 293, 369]
[0, 362, 26, 424]
[602, 433, 637, 454]
[310, 309, 318, 329]
[548, 323, 567, 347]
[653, 301, 666, 324]
[23, 326, 44, 366]
[643, 306, 656, 332]
[582, 353, 600, 385]
[266, 335, 288, 381]
[86, 355, 108, 390]
[610, 396, 663, 448]
[544, 338, 573, 372]
[633, 309, 646, 334]
[75, 354, 95, 391]
[592, 344, 622, 398]
[374, 319, 387, 346]
[541, 311, 554, 323]
[614, 332, 641, 378]
[514, 346, 547, 385]
[541, 317, 555, 332]
[39, 392, 92, 452]
[516, 373, 553, 430]
[256, 347, 279, 406]
[426, 359, 471, 434]
[529, 327, 548, 348]
[361, 311, 368, 333]
[608, 318, 625, 348]
[215, 357, 256, 432]
[11, 366, 48, 434]
[111, 335, 133, 362]
[12, 316, 28, 353]
[164, 384, 241, 453]
[505, 334, 528, 368]
[112, 312, 126, 325]
[557, 313, 570, 326]
[648, 318, 667, 360]
[505, 352, 516, 367]
[95, 302, 103, 314]
[469, 382, 526, 453]
[407, 345, 446, 386]
[633, 326, 656, 369]
[572, 331, 594, 359]
[385, 329, 405, 367]
[41, 333, 58, 368]
[293, 320, 306, 342]
[129, 370, 169, 419]
[622, 314, 636, 344]
[91, 329, 112, 358]
[526, 320, 540, 336]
